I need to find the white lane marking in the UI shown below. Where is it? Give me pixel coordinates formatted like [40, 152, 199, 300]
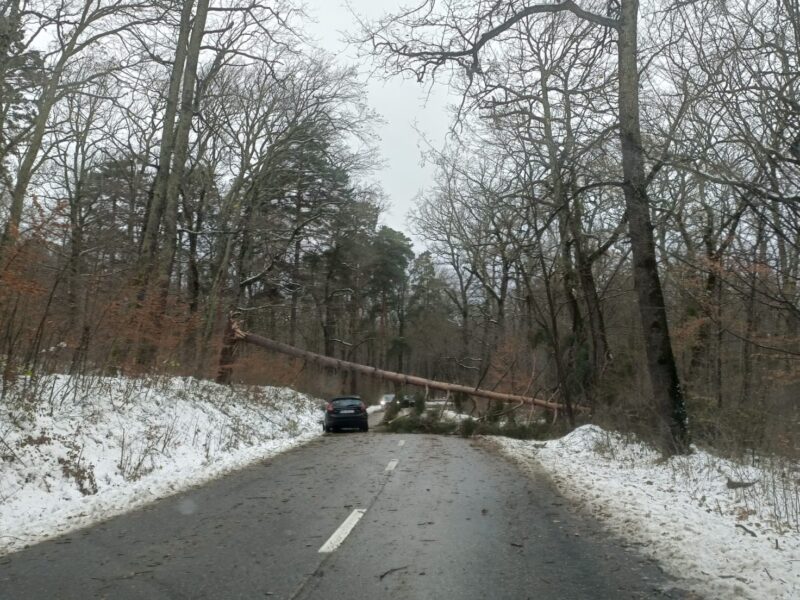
[319, 509, 366, 553]
[385, 459, 399, 472]
[398, 440, 405, 447]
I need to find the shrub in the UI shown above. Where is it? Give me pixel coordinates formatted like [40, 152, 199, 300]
[59, 444, 98, 495]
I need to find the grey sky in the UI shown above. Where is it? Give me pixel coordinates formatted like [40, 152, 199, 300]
[301, 0, 455, 240]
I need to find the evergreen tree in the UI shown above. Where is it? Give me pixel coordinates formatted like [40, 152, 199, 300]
[0, 7, 41, 192]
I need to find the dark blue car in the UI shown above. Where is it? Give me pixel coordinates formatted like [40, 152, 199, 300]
[323, 396, 369, 432]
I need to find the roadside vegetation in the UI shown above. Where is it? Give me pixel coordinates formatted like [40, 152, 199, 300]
[382, 394, 574, 440]
[0, 0, 797, 510]
[386, 411, 572, 440]
[0, 372, 320, 556]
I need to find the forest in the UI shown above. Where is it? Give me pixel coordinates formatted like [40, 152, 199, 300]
[1, 0, 798, 459]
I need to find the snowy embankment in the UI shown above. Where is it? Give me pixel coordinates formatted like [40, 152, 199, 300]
[491, 425, 800, 600]
[0, 375, 322, 556]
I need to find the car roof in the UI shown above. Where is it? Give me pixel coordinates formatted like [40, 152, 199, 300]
[330, 395, 360, 401]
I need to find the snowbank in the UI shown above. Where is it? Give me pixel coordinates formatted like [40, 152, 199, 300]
[491, 425, 800, 600]
[440, 409, 473, 422]
[0, 375, 322, 556]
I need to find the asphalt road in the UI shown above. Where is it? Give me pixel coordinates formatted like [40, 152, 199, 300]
[0, 411, 694, 599]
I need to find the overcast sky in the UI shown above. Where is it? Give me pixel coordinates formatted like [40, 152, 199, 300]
[301, 0, 456, 241]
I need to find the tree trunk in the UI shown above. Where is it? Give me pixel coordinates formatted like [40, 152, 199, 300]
[157, 0, 211, 294]
[215, 316, 239, 384]
[540, 69, 583, 344]
[138, 0, 194, 275]
[322, 263, 337, 357]
[196, 192, 242, 374]
[289, 237, 302, 346]
[538, 247, 576, 427]
[182, 178, 205, 367]
[67, 202, 84, 332]
[618, 0, 688, 453]
[740, 221, 765, 404]
[569, 196, 609, 386]
[233, 325, 575, 412]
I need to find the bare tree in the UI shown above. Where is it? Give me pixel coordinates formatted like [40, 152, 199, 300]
[360, 0, 689, 452]
[0, 0, 160, 263]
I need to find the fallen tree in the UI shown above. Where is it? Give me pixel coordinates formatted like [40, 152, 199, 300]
[217, 319, 580, 413]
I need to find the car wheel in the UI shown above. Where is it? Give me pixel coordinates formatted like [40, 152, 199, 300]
[361, 424, 369, 432]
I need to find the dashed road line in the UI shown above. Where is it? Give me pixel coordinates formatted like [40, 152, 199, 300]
[385, 459, 399, 472]
[318, 509, 366, 553]
[398, 440, 405, 447]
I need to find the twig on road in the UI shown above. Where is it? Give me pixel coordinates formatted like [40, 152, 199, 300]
[378, 566, 409, 580]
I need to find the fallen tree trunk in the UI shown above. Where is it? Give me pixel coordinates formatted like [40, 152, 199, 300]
[224, 321, 580, 413]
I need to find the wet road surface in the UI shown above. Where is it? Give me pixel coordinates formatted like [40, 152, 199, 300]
[0, 413, 694, 599]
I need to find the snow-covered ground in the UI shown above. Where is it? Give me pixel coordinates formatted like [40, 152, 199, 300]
[4, 380, 799, 600]
[0, 375, 322, 556]
[439, 409, 473, 422]
[490, 425, 800, 600]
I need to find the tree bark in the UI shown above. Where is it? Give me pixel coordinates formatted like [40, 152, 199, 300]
[569, 196, 609, 386]
[618, 0, 688, 453]
[138, 0, 194, 275]
[157, 0, 211, 293]
[538, 250, 576, 426]
[740, 220, 765, 405]
[215, 316, 240, 384]
[289, 238, 302, 346]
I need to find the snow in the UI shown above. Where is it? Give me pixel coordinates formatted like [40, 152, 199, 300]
[439, 409, 473, 422]
[490, 425, 800, 600]
[4, 378, 798, 600]
[0, 374, 322, 556]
